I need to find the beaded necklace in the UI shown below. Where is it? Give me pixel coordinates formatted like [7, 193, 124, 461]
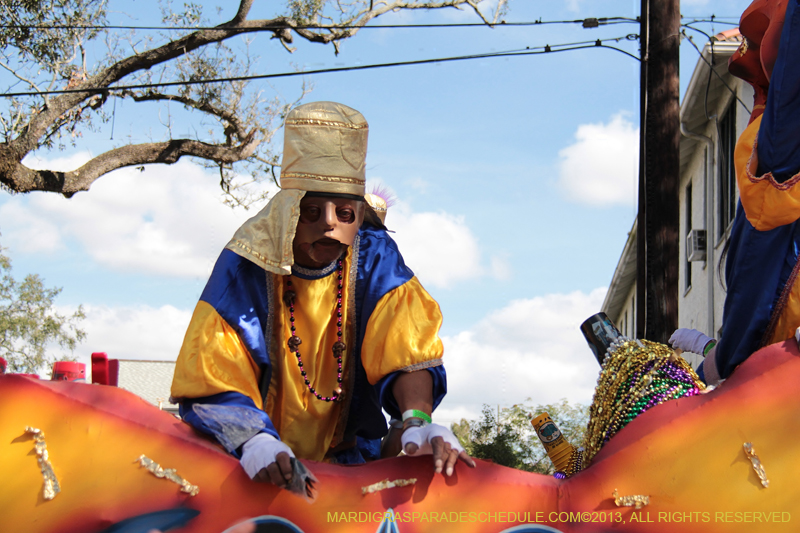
[580, 338, 705, 467]
[284, 259, 345, 403]
[550, 339, 704, 479]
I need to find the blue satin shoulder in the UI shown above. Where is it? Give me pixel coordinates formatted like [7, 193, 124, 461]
[199, 248, 271, 368]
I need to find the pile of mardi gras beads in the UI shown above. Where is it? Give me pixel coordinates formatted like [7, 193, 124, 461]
[580, 338, 705, 467]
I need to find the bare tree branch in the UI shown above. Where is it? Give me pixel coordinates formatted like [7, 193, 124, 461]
[0, 59, 44, 94]
[121, 90, 250, 140]
[1, 135, 260, 195]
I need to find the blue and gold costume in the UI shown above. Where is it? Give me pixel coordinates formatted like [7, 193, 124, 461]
[171, 222, 446, 463]
[709, 0, 800, 382]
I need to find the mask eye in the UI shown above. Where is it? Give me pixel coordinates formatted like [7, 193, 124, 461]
[337, 208, 355, 223]
[299, 205, 321, 223]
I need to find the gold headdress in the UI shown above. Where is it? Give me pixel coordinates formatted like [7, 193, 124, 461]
[226, 102, 369, 274]
[280, 102, 368, 197]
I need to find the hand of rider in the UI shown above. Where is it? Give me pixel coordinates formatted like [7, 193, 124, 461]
[669, 328, 716, 355]
[401, 422, 476, 476]
[239, 433, 295, 487]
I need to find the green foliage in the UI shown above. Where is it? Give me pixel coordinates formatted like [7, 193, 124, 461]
[162, 1, 202, 26]
[0, 0, 109, 150]
[0, 249, 85, 374]
[287, 0, 327, 24]
[452, 398, 589, 474]
[0, 0, 107, 77]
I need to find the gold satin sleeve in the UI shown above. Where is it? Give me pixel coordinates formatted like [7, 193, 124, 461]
[360, 276, 444, 385]
[170, 301, 263, 408]
[736, 115, 800, 231]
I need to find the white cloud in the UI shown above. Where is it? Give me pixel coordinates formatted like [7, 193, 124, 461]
[434, 287, 607, 428]
[489, 254, 512, 281]
[3, 156, 502, 286]
[25, 151, 94, 173]
[387, 202, 510, 289]
[557, 113, 639, 207]
[61, 304, 192, 372]
[0, 201, 64, 253]
[2, 156, 271, 278]
[389, 205, 481, 288]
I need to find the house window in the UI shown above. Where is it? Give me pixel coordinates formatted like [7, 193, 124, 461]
[685, 182, 693, 291]
[718, 103, 737, 239]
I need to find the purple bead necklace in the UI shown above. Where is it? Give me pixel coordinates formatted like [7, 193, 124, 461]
[284, 259, 345, 403]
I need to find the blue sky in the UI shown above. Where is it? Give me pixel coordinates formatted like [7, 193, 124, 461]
[0, 0, 753, 425]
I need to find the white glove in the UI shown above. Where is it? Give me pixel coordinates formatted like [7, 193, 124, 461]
[669, 328, 716, 355]
[239, 433, 294, 480]
[401, 422, 464, 456]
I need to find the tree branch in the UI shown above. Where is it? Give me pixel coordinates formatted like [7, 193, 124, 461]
[0, 59, 44, 96]
[12, 6, 284, 154]
[0, 135, 261, 195]
[121, 90, 250, 140]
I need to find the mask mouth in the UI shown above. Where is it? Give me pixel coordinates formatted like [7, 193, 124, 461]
[315, 238, 342, 246]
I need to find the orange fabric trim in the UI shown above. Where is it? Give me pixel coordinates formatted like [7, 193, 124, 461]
[736, 115, 800, 231]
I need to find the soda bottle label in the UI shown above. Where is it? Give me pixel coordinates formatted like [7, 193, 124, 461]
[536, 421, 562, 444]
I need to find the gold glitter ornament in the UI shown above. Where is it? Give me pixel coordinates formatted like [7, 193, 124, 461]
[613, 488, 650, 509]
[361, 478, 417, 495]
[135, 455, 199, 496]
[25, 427, 60, 501]
[743, 442, 769, 488]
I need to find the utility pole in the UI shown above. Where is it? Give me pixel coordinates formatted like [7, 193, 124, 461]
[636, 0, 681, 343]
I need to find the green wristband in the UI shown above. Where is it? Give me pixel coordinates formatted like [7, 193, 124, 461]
[703, 340, 717, 356]
[401, 409, 432, 424]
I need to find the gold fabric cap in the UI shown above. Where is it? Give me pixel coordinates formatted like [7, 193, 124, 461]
[364, 193, 388, 224]
[280, 102, 368, 196]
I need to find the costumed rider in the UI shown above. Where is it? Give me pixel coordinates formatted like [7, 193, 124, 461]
[171, 101, 474, 489]
[670, 0, 800, 386]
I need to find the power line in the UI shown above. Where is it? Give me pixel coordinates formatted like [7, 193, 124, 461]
[681, 30, 752, 115]
[681, 23, 714, 41]
[0, 15, 738, 32]
[680, 15, 741, 21]
[682, 18, 739, 27]
[0, 18, 639, 32]
[0, 36, 640, 98]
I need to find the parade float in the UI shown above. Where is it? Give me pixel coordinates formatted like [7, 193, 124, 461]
[2, 332, 798, 532]
[3, 0, 800, 530]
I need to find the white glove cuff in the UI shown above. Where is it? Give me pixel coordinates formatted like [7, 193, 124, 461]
[401, 422, 464, 456]
[240, 433, 294, 479]
[669, 328, 716, 355]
